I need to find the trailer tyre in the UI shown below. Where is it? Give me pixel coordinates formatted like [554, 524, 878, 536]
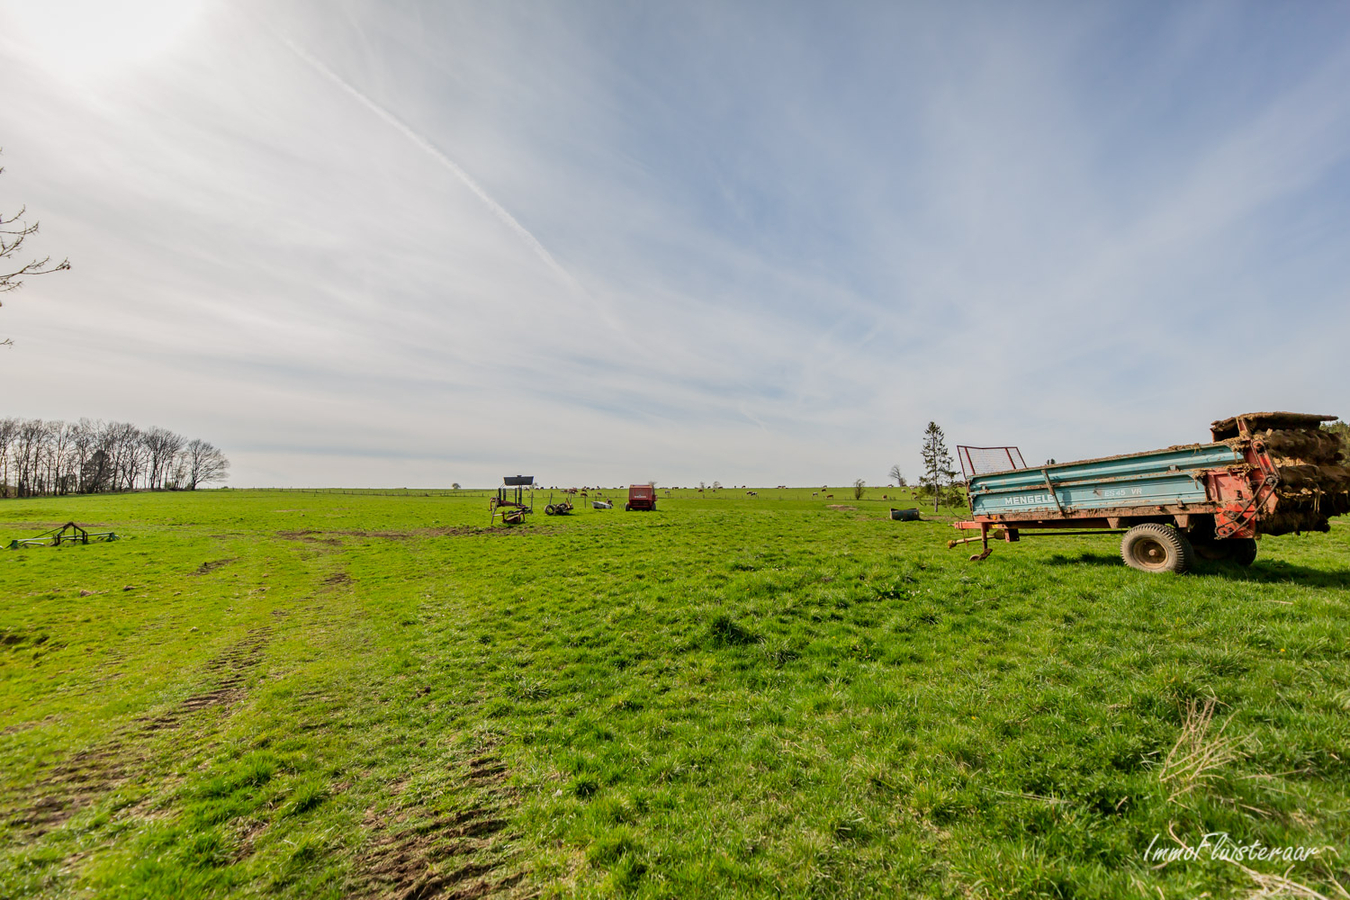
[1192, 537, 1257, 565]
[1192, 539, 1229, 561]
[1230, 537, 1258, 566]
[1121, 523, 1192, 574]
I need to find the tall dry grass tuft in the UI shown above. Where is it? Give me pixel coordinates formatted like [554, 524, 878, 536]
[1160, 697, 1242, 802]
[1231, 860, 1349, 899]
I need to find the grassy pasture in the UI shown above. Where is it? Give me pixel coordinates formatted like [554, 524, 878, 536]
[1, 488, 1348, 898]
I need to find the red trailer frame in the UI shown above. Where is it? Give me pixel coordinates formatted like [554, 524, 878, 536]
[625, 484, 656, 511]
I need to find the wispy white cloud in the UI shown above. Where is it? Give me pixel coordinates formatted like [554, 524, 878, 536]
[2, 0, 1349, 487]
[273, 30, 586, 302]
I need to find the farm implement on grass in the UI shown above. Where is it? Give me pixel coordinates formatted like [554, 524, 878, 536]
[490, 475, 534, 526]
[625, 484, 656, 512]
[9, 522, 118, 550]
[544, 493, 574, 516]
[950, 412, 1349, 573]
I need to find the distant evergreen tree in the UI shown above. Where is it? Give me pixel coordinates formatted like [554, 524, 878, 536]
[920, 422, 956, 512]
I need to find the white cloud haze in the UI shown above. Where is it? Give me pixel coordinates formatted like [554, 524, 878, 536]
[2, 0, 1348, 487]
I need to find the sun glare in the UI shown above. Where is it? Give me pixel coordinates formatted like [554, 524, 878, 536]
[1, 0, 206, 77]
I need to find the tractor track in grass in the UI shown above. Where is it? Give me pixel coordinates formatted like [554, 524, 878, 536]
[5, 627, 272, 838]
[140, 627, 270, 731]
[278, 527, 542, 545]
[350, 740, 526, 900]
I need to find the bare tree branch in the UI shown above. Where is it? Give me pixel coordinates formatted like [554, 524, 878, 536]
[1, 151, 71, 316]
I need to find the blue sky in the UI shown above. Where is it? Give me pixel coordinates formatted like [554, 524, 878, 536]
[2, 0, 1348, 487]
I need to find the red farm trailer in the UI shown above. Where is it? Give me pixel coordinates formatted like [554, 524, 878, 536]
[951, 412, 1349, 573]
[625, 484, 657, 511]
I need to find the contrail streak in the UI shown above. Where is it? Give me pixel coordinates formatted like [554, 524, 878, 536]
[278, 34, 582, 294]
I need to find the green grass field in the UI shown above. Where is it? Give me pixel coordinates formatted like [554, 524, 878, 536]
[2, 488, 1348, 898]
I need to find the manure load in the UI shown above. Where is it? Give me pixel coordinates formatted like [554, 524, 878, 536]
[1210, 413, 1350, 535]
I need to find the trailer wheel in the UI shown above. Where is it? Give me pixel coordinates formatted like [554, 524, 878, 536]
[1192, 539, 1228, 561]
[1230, 537, 1258, 566]
[1121, 523, 1192, 574]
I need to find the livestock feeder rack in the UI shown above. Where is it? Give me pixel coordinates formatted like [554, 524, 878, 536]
[490, 475, 535, 526]
[950, 412, 1349, 573]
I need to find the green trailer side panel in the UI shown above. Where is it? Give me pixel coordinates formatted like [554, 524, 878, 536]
[968, 443, 1242, 517]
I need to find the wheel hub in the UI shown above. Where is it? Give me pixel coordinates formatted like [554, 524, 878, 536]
[1138, 539, 1166, 566]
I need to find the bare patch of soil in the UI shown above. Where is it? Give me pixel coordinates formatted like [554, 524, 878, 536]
[191, 558, 237, 576]
[1, 714, 60, 737]
[278, 529, 346, 546]
[279, 527, 541, 543]
[349, 742, 525, 899]
[9, 745, 135, 836]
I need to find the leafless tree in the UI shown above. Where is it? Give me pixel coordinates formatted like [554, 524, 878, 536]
[888, 464, 906, 487]
[46, 421, 76, 495]
[853, 478, 866, 500]
[122, 433, 150, 491]
[80, 422, 116, 494]
[12, 418, 49, 496]
[184, 438, 229, 489]
[143, 426, 186, 489]
[69, 418, 98, 492]
[1, 151, 70, 345]
[0, 417, 17, 496]
[96, 421, 141, 492]
[0, 415, 227, 496]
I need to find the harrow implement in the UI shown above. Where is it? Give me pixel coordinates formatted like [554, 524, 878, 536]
[8, 522, 118, 550]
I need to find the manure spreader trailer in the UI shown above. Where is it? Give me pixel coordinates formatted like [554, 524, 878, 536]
[951, 412, 1349, 573]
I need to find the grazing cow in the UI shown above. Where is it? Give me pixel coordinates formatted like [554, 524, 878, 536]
[826, 494, 833, 499]
[812, 492, 818, 497]
[746, 490, 758, 496]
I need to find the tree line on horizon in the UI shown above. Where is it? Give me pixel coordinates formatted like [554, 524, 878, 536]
[0, 418, 228, 498]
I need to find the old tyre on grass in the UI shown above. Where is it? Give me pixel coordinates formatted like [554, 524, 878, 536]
[545, 505, 556, 516]
[1120, 523, 1193, 574]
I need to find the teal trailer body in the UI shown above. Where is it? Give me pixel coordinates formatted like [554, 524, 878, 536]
[967, 443, 1242, 518]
